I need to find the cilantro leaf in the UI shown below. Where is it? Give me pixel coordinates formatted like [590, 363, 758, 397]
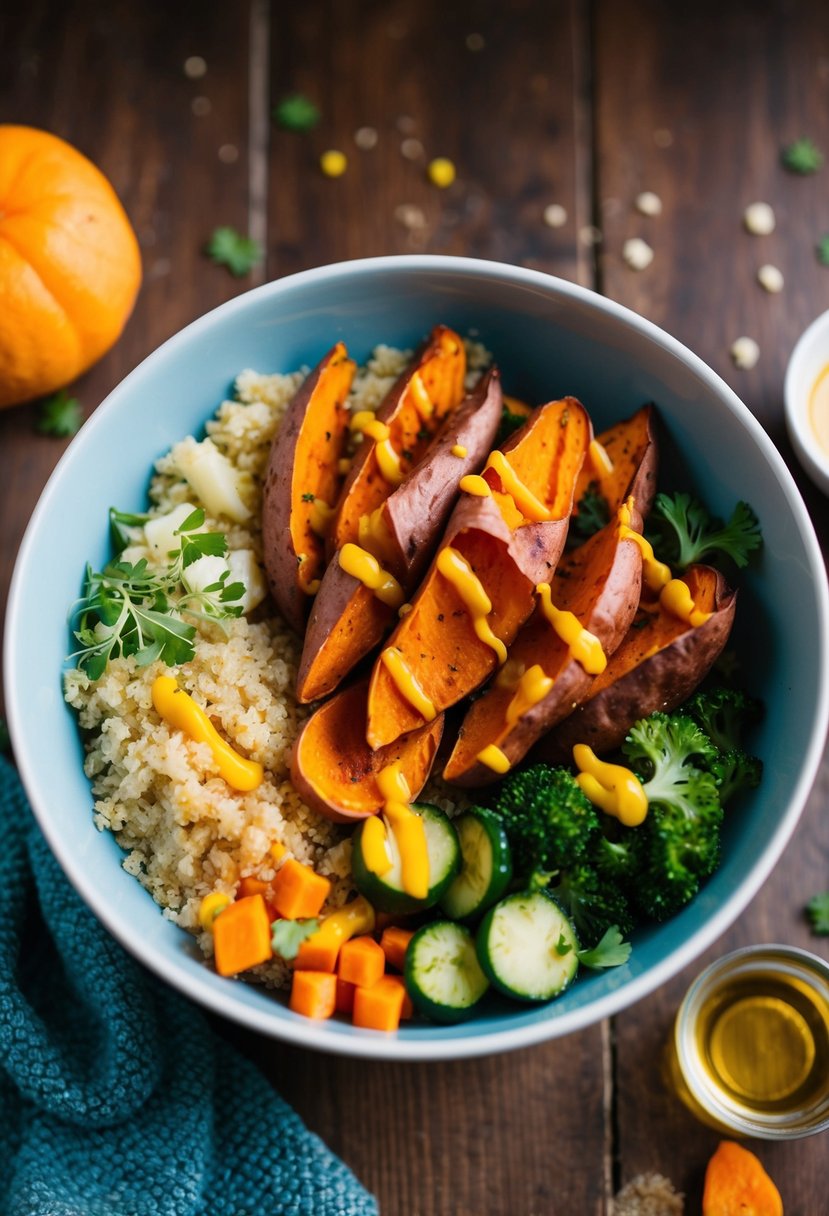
[817, 235, 829, 267]
[647, 492, 762, 570]
[554, 932, 574, 957]
[273, 94, 320, 132]
[271, 918, 320, 959]
[577, 925, 632, 969]
[110, 507, 151, 553]
[781, 138, 823, 174]
[36, 390, 83, 438]
[807, 892, 829, 935]
[571, 482, 610, 542]
[206, 227, 264, 277]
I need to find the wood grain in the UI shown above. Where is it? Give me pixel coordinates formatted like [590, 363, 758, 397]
[595, 2, 829, 1208]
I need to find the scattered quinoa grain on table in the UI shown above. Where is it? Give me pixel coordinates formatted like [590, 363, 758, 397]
[401, 138, 424, 160]
[731, 336, 760, 369]
[543, 203, 568, 228]
[743, 202, 775, 235]
[757, 264, 784, 293]
[635, 190, 662, 216]
[623, 237, 654, 270]
[427, 158, 456, 188]
[183, 56, 207, 78]
[354, 126, 378, 150]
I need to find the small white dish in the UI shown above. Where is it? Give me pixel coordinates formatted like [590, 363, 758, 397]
[784, 307, 829, 496]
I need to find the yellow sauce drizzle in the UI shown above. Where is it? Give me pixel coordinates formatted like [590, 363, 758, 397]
[620, 526, 672, 591]
[302, 895, 375, 957]
[476, 744, 512, 774]
[535, 583, 607, 674]
[436, 547, 508, 664]
[357, 505, 394, 563]
[451, 444, 468, 458]
[505, 663, 554, 726]
[409, 372, 434, 419]
[308, 497, 335, 537]
[573, 743, 648, 827]
[360, 762, 430, 900]
[589, 439, 614, 477]
[485, 450, 551, 522]
[297, 554, 321, 596]
[459, 474, 492, 497]
[398, 602, 412, 617]
[380, 648, 438, 721]
[338, 457, 352, 475]
[660, 578, 712, 627]
[349, 410, 404, 485]
[338, 543, 404, 608]
[495, 658, 526, 689]
[151, 675, 264, 792]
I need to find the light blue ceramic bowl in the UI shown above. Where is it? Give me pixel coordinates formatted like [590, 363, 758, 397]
[6, 256, 828, 1060]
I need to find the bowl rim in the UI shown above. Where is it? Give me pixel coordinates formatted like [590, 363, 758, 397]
[7, 253, 829, 1061]
[784, 305, 829, 495]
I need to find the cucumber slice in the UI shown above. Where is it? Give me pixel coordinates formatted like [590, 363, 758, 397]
[476, 890, 579, 1002]
[405, 921, 489, 1023]
[439, 807, 513, 921]
[352, 802, 461, 915]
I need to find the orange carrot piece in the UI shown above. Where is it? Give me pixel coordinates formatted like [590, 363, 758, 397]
[335, 976, 356, 1015]
[353, 975, 406, 1032]
[270, 858, 332, 919]
[382, 973, 414, 1019]
[702, 1141, 783, 1216]
[237, 876, 271, 901]
[338, 936, 386, 988]
[295, 936, 340, 973]
[212, 894, 273, 977]
[289, 971, 338, 1020]
[380, 926, 415, 972]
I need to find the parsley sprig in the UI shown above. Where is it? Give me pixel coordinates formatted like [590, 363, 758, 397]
[806, 892, 829, 935]
[781, 138, 823, 174]
[36, 390, 83, 438]
[206, 227, 264, 277]
[70, 509, 244, 679]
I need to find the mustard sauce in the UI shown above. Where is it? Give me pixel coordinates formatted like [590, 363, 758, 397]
[451, 444, 468, 458]
[589, 439, 614, 477]
[476, 744, 512, 774]
[338, 543, 404, 608]
[459, 473, 492, 497]
[151, 675, 264, 792]
[379, 647, 438, 721]
[809, 362, 829, 458]
[357, 504, 394, 563]
[495, 658, 526, 689]
[308, 497, 335, 537]
[296, 554, 320, 596]
[535, 583, 607, 674]
[660, 578, 712, 627]
[350, 409, 405, 485]
[436, 547, 508, 664]
[485, 450, 551, 521]
[619, 525, 672, 591]
[408, 372, 435, 419]
[505, 663, 554, 726]
[572, 743, 648, 826]
[360, 762, 430, 900]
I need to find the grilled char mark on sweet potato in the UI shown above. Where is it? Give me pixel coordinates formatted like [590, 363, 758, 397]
[365, 398, 592, 750]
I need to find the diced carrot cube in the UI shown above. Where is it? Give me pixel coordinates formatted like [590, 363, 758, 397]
[271, 858, 331, 919]
[380, 925, 415, 972]
[295, 934, 340, 973]
[270, 841, 287, 864]
[338, 936, 386, 988]
[353, 975, 406, 1032]
[237, 876, 271, 900]
[290, 970, 337, 1020]
[382, 973, 413, 1019]
[335, 976, 356, 1015]
[213, 894, 273, 977]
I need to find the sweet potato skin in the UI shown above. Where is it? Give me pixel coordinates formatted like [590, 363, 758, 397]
[290, 679, 444, 823]
[296, 370, 503, 703]
[537, 565, 736, 760]
[261, 342, 355, 633]
[443, 511, 643, 786]
[366, 398, 592, 749]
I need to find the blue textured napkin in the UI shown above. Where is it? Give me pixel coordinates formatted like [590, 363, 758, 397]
[0, 755, 378, 1216]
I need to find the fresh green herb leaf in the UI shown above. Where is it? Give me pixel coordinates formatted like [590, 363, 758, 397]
[36, 390, 83, 438]
[177, 508, 206, 533]
[554, 932, 573, 957]
[273, 93, 320, 132]
[571, 482, 610, 542]
[109, 508, 151, 553]
[647, 492, 762, 570]
[495, 406, 528, 447]
[817, 234, 829, 267]
[806, 892, 829, 935]
[206, 227, 264, 277]
[271, 918, 320, 959]
[301, 492, 316, 502]
[577, 925, 632, 969]
[781, 138, 823, 174]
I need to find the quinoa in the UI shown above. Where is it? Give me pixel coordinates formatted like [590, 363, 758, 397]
[64, 339, 481, 988]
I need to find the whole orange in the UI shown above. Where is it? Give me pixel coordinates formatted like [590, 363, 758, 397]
[0, 125, 142, 408]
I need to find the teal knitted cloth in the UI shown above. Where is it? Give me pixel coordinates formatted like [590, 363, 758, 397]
[0, 755, 378, 1216]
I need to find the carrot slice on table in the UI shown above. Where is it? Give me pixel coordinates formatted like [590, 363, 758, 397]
[212, 894, 273, 977]
[290, 971, 338, 1020]
[338, 935, 386, 988]
[270, 858, 331, 919]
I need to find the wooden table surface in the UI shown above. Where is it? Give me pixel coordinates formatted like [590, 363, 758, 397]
[2, 2, 829, 1212]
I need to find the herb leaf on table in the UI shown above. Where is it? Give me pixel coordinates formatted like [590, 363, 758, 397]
[206, 227, 264, 277]
[781, 137, 823, 174]
[36, 390, 83, 437]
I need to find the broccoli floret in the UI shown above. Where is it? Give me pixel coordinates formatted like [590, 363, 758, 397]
[684, 686, 764, 752]
[548, 863, 635, 947]
[648, 491, 762, 570]
[622, 712, 723, 921]
[492, 764, 600, 875]
[593, 830, 638, 887]
[709, 748, 763, 807]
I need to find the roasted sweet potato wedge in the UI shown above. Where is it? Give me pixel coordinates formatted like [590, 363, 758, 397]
[537, 564, 737, 760]
[290, 679, 444, 823]
[327, 324, 467, 557]
[296, 370, 503, 703]
[261, 342, 356, 633]
[442, 504, 644, 786]
[572, 404, 657, 530]
[365, 398, 592, 749]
